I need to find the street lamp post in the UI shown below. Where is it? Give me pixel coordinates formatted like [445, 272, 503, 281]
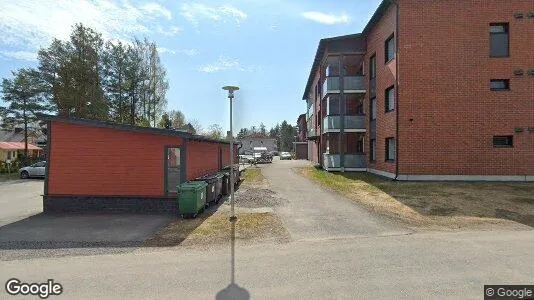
[222, 86, 239, 222]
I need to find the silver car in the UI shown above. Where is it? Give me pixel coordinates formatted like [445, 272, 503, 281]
[19, 161, 46, 179]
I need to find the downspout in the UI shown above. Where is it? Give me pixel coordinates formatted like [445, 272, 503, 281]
[392, 0, 400, 180]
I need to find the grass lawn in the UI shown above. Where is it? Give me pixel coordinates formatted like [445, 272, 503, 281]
[301, 167, 534, 230]
[144, 211, 288, 247]
[0, 173, 19, 182]
[241, 167, 264, 186]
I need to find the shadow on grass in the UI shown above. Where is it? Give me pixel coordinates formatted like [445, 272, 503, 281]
[310, 166, 534, 228]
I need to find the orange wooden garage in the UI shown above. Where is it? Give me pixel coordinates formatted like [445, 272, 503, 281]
[42, 116, 236, 213]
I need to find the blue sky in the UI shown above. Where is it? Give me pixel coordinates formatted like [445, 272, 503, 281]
[0, 0, 381, 132]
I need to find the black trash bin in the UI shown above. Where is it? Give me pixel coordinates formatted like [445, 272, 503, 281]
[197, 173, 224, 206]
[222, 165, 240, 187]
[221, 172, 229, 196]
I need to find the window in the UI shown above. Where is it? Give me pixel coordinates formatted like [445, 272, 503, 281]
[371, 98, 377, 120]
[34, 161, 46, 167]
[385, 138, 395, 161]
[370, 139, 376, 161]
[490, 79, 510, 91]
[369, 55, 376, 79]
[490, 23, 509, 57]
[385, 86, 395, 112]
[493, 136, 513, 148]
[356, 136, 365, 153]
[385, 34, 395, 63]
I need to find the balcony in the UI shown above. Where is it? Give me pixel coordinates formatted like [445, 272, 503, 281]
[322, 115, 366, 132]
[307, 128, 319, 140]
[323, 153, 367, 171]
[322, 76, 366, 97]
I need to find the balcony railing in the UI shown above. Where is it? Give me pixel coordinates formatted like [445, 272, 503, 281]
[323, 153, 367, 170]
[322, 115, 366, 132]
[307, 128, 319, 139]
[322, 76, 366, 97]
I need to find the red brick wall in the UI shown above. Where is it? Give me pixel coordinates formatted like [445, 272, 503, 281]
[365, 3, 397, 174]
[48, 122, 184, 196]
[398, 0, 534, 175]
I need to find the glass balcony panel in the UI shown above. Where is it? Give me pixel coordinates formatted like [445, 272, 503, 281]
[323, 116, 365, 131]
[344, 154, 367, 168]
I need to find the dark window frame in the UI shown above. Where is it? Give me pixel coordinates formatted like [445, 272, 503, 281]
[490, 79, 510, 91]
[370, 139, 376, 162]
[385, 33, 395, 63]
[493, 135, 513, 148]
[370, 97, 377, 121]
[369, 54, 376, 79]
[385, 85, 395, 112]
[490, 23, 509, 58]
[385, 137, 395, 161]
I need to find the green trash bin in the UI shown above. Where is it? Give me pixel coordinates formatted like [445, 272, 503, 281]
[178, 181, 208, 218]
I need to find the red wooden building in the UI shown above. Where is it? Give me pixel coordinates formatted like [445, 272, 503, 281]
[42, 116, 236, 213]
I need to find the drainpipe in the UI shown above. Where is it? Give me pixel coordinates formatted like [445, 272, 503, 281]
[392, 0, 400, 180]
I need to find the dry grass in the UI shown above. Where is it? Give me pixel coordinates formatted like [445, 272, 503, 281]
[144, 212, 289, 247]
[241, 167, 264, 186]
[301, 167, 534, 231]
[0, 173, 19, 182]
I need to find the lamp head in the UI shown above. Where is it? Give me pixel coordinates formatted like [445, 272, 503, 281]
[222, 86, 239, 99]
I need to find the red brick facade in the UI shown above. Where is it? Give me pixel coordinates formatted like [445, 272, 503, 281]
[303, 0, 534, 180]
[398, 0, 534, 177]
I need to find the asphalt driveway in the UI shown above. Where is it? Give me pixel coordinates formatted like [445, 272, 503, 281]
[0, 179, 43, 227]
[262, 158, 411, 241]
[0, 180, 172, 253]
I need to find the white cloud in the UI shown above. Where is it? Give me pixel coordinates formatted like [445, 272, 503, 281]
[0, 50, 37, 61]
[198, 55, 260, 73]
[157, 47, 176, 55]
[301, 11, 350, 25]
[180, 3, 247, 26]
[0, 0, 173, 60]
[199, 56, 241, 73]
[140, 3, 172, 20]
[158, 26, 182, 36]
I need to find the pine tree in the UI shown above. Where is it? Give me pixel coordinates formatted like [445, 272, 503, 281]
[0, 68, 51, 162]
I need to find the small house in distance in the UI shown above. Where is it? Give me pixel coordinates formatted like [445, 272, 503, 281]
[238, 137, 277, 155]
[42, 115, 236, 213]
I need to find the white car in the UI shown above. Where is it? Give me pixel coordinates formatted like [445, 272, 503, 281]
[280, 152, 292, 160]
[19, 161, 47, 179]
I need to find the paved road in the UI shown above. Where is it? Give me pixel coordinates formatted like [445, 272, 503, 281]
[1, 230, 533, 299]
[262, 159, 411, 240]
[0, 179, 43, 227]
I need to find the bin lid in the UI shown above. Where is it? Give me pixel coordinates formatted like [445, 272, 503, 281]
[198, 173, 224, 181]
[179, 181, 207, 190]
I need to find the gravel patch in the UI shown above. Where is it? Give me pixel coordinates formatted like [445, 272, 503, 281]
[227, 187, 285, 208]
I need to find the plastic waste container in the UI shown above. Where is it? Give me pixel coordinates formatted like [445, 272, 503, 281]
[221, 172, 229, 196]
[197, 173, 224, 206]
[178, 181, 207, 218]
[222, 165, 240, 187]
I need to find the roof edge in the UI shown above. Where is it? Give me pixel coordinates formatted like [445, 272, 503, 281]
[39, 115, 231, 145]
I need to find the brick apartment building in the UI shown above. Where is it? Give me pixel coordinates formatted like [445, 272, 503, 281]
[302, 0, 534, 181]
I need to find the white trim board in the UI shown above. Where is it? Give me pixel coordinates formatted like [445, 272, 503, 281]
[366, 168, 534, 182]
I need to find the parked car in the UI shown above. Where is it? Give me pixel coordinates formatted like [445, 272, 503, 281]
[239, 155, 254, 164]
[19, 161, 46, 179]
[280, 152, 292, 160]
